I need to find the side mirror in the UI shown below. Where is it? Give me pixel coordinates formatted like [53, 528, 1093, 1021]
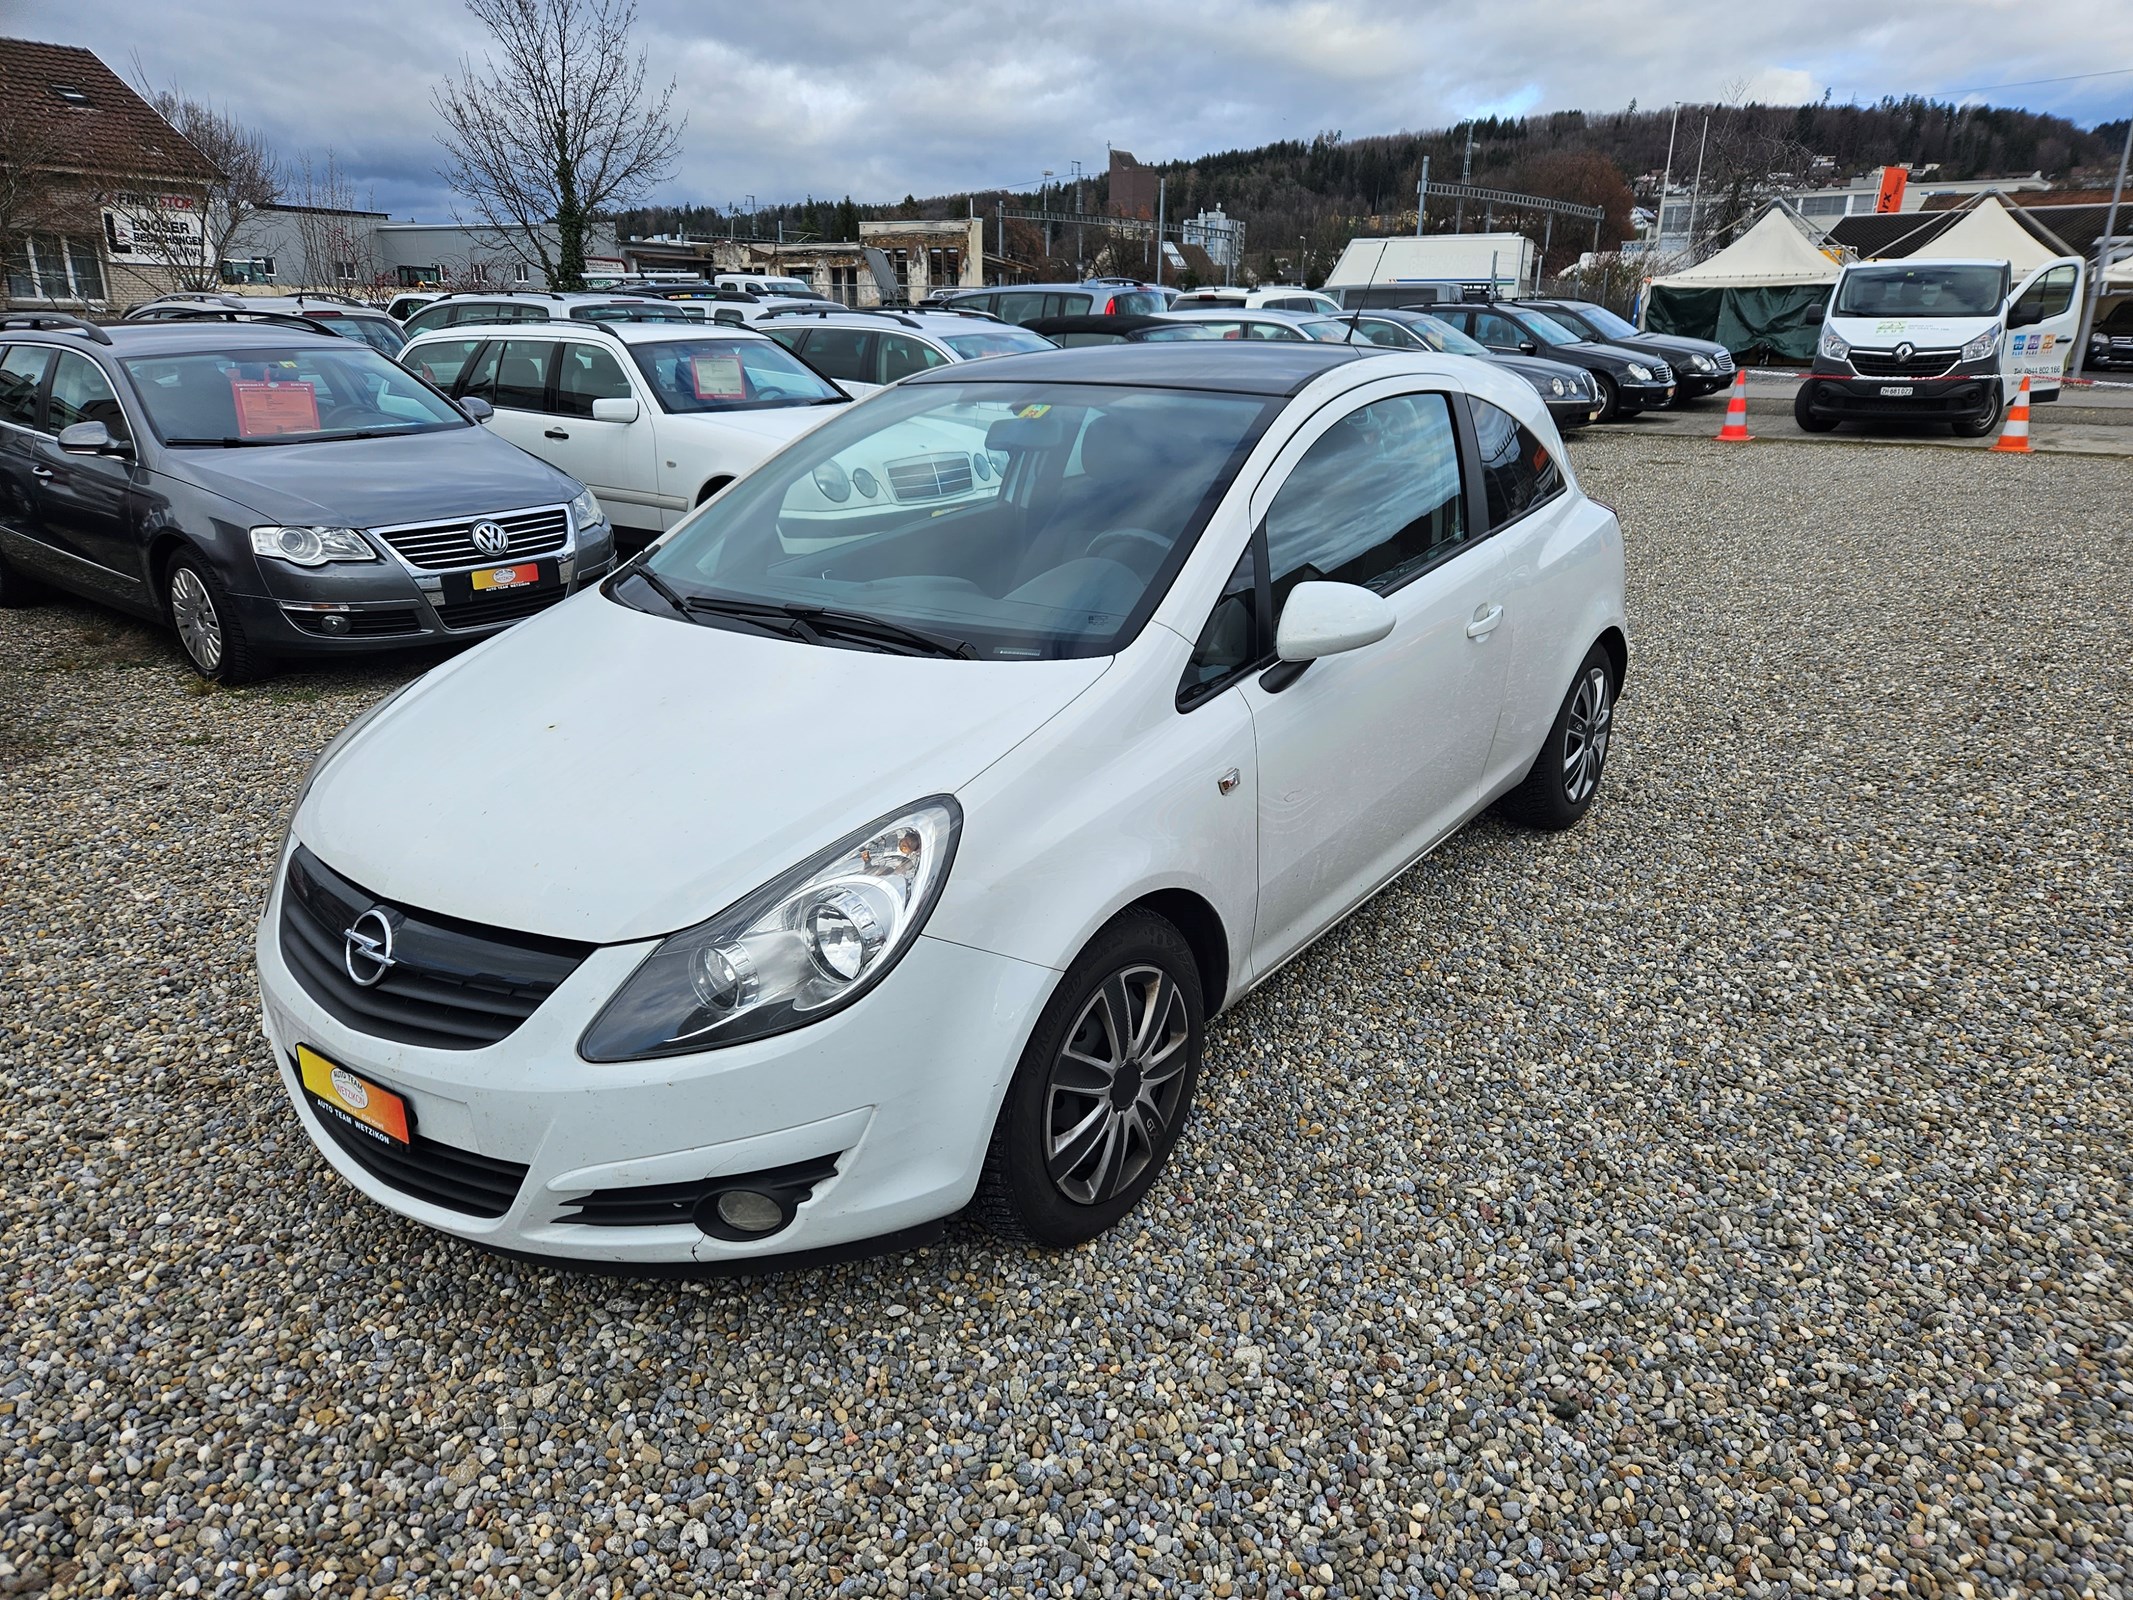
[2006, 301, 2041, 329]
[1804, 303, 1825, 325]
[57, 420, 130, 456]
[1519, 340, 1540, 355]
[591, 396, 641, 423]
[1275, 581, 1396, 663]
[459, 396, 495, 422]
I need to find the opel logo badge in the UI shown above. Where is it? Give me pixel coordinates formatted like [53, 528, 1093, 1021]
[470, 520, 511, 558]
[1894, 342, 1914, 363]
[342, 907, 397, 987]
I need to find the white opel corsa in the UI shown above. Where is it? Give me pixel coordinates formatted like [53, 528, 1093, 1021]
[255, 342, 1628, 1267]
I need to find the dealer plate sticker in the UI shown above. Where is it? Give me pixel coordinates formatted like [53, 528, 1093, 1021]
[471, 562, 541, 592]
[1879, 385, 1914, 397]
[298, 1044, 411, 1146]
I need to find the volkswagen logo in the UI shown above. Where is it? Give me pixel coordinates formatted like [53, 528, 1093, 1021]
[342, 907, 397, 988]
[470, 520, 512, 558]
[1894, 342, 1915, 364]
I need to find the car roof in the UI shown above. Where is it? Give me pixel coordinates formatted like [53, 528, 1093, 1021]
[759, 308, 1009, 334]
[899, 339, 1374, 395]
[403, 318, 774, 345]
[7, 320, 353, 358]
[1160, 306, 1333, 323]
[1022, 314, 1182, 336]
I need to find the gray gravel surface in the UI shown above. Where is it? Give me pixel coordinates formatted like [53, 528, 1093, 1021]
[2, 437, 2130, 1599]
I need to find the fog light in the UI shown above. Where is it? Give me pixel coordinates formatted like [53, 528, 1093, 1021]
[319, 613, 350, 636]
[712, 1190, 786, 1234]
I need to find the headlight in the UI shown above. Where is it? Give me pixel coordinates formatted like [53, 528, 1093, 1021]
[1548, 376, 1566, 396]
[851, 467, 880, 498]
[1691, 354, 1715, 371]
[971, 451, 994, 481]
[1819, 330, 1850, 362]
[249, 526, 376, 566]
[812, 460, 852, 503]
[1960, 328, 1999, 363]
[569, 486, 607, 531]
[1626, 362, 1653, 381]
[580, 796, 962, 1061]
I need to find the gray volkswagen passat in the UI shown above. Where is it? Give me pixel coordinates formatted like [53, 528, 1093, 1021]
[0, 315, 612, 683]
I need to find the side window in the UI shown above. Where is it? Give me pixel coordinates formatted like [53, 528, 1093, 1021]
[1263, 392, 1467, 611]
[759, 326, 806, 353]
[1471, 399, 1565, 529]
[491, 339, 554, 411]
[47, 352, 128, 439]
[458, 341, 502, 404]
[1470, 312, 1523, 347]
[1179, 545, 1261, 707]
[555, 342, 634, 416]
[1247, 321, 1304, 341]
[2013, 264, 2078, 322]
[799, 328, 871, 384]
[0, 346, 54, 429]
[404, 337, 487, 392]
[1047, 294, 1094, 318]
[510, 304, 552, 322]
[1359, 320, 1416, 348]
[876, 333, 947, 384]
[993, 293, 1046, 324]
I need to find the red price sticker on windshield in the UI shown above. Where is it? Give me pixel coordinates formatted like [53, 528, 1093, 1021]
[230, 379, 320, 436]
[690, 354, 746, 400]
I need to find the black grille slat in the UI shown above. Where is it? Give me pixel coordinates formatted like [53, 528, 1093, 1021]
[376, 506, 570, 571]
[278, 847, 591, 1050]
[1850, 347, 1959, 379]
[555, 1156, 842, 1228]
[434, 585, 571, 632]
[306, 1089, 528, 1218]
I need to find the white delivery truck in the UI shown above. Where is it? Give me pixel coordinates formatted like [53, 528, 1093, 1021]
[1324, 233, 1540, 309]
[1795, 254, 2084, 436]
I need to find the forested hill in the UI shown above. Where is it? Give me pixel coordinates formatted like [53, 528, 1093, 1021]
[620, 99, 2124, 281]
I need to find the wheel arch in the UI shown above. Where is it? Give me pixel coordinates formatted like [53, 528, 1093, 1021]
[697, 475, 735, 505]
[1595, 624, 1628, 699]
[1120, 887, 1231, 1016]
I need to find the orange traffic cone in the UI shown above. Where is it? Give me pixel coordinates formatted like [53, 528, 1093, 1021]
[1715, 371, 1752, 441]
[1990, 376, 2032, 453]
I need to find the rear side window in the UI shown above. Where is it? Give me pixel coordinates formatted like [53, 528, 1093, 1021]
[876, 333, 947, 383]
[1264, 392, 1467, 605]
[1471, 399, 1565, 528]
[47, 352, 128, 439]
[401, 305, 459, 335]
[405, 337, 487, 392]
[1470, 312, 1525, 347]
[491, 339, 554, 410]
[0, 346, 52, 429]
[992, 293, 1046, 324]
[555, 342, 633, 416]
[1047, 293, 1094, 317]
[798, 328, 871, 384]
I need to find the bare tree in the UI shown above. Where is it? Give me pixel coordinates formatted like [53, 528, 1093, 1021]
[282, 150, 382, 297]
[112, 89, 280, 291]
[433, 0, 683, 291]
[0, 104, 98, 307]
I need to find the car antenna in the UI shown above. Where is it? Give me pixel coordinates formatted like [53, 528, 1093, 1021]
[1344, 237, 1395, 344]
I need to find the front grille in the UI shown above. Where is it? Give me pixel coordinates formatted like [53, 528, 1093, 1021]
[885, 452, 974, 502]
[1647, 361, 1672, 383]
[1712, 351, 1736, 374]
[306, 1084, 529, 1217]
[278, 846, 592, 1050]
[287, 608, 424, 638]
[554, 1156, 841, 1228]
[1850, 347, 1958, 379]
[433, 584, 570, 632]
[374, 505, 570, 571]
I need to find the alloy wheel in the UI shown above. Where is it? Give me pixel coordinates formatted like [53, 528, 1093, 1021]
[1044, 964, 1191, 1206]
[170, 566, 223, 673]
[1561, 665, 1612, 804]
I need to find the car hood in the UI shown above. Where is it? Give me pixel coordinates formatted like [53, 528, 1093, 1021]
[162, 426, 579, 526]
[1622, 330, 1727, 360]
[1489, 353, 1594, 391]
[297, 590, 1112, 943]
[1826, 313, 1995, 346]
[662, 402, 848, 446]
[1557, 341, 1664, 371]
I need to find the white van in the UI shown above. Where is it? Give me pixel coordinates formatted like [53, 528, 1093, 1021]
[1796, 255, 2084, 436]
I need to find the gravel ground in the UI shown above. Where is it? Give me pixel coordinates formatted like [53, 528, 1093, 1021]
[2, 436, 2129, 1599]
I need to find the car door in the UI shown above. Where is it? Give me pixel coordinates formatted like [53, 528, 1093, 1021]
[874, 331, 950, 386]
[402, 336, 488, 395]
[466, 336, 558, 458]
[1237, 383, 1514, 975]
[544, 338, 659, 529]
[0, 345, 55, 570]
[1468, 310, 1536, 355]
[29, 350, 150, 603]
[2005, 258, 2084, 399]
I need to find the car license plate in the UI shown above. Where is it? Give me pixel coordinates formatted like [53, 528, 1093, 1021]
[297, 1044, 411, 1148]
[441, 557, 559, 605]
[1879, 385, 1914, 397]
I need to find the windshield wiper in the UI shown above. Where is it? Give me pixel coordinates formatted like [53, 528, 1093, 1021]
[678, 594, 976, 658]
[621, 565, 692, 619]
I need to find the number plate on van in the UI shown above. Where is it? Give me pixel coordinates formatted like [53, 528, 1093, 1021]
[1879, 385, 1914, 397]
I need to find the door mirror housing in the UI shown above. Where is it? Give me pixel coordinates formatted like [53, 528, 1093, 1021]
[591, 396, 641, 423]
[1804, 303, 1825, 325]
[1275, 581, 1396, 663]
[56, 420, 130, 457]
[459, 396, 495, 422]
[1518, 340, 1540, 355]
[2006, 301, 2042, 329]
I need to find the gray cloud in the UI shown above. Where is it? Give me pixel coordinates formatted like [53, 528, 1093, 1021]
[12, 0, 2129, 220]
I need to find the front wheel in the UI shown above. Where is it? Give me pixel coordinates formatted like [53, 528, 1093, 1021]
[1592, 372, 1623, 423]
[1793, 383, 1839, 433]
[1950, 383, 2005, 439]
[167, 552, 268, 685]
[1496, 643, 1616, 832]
[976, 909, 1205, 1248]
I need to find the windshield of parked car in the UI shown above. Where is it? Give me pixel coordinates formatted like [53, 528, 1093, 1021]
[627, 336, 848, 412]
[1518, 312, 1586, 347]
[1834, 263, 2008, 319]
[942, 328, 1055, 360]
[1298, 318, 1358, 342]
[322, 316, 408, 356]
[622, 380, 1277, 660]
[121, 344, 468, 445]
[1561, 303, 1639, 341]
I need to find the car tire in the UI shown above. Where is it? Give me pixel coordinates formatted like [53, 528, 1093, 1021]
[1793, 383, 1839, 433]
[165, 550, 268, 685]
[1592, 373, 1623, 422]
[0, 549, 47, 607]
[1950, 383, 2005, 439]
[975, 908, 1206, 1249]
[1496, 642, 1617, 832]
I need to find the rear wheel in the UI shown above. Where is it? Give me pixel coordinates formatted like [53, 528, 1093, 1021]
[1793, 383, 1839, 434]
[1497, 643, 1616, 832]
[166, 551, 268, 685]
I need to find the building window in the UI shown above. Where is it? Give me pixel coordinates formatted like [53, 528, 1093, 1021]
[221, 257, 277, 284]
[514, 263, 531, 284]
[893, 249, 909, 299]
[334, 260, 357, 283]
[8, 234, 108, 302]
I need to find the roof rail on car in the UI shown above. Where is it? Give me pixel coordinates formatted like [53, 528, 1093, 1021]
[0, 312, 113, 344]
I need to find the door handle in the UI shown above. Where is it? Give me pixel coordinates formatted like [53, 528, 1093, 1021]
[1466, 603, 1504, 639]
[544, 427, 570, 440]
[30, 465, 54, 480]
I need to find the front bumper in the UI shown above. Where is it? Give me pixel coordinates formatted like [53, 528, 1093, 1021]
[254, 855, 1057, 1265]
[1612, 376, 1676, 411]
[1544, 396, 1600, 429]
[1798, 374, 1996, 420]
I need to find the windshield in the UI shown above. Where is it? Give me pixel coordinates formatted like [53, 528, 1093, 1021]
[1519, 312, 1586, 347]
[1834, 263, 2008, 319]
[121, 344, 467, 446]
[324, 316, 408, 356]
[1299, 318, 1359, 342]
[1104, 290, 1169, 315]
[625, 380, 1276, 660]
[1562, 303, 1639, 341]
[628, 336, 847, 412]
[943, 328, 1055, 360]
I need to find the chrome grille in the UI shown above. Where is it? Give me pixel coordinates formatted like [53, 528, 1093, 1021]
[1712, 350, 1736, 374]
[885, 453, 974, 503]
[373, 505, 569, 571]
[1850, 347, 1959, 379]
[1648, 361, 1672, 383]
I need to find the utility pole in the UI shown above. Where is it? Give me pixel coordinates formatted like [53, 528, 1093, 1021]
[1417, 155, 1429, 236]
[2073, 112, 2131, 379]
[1454, 124, 1474, 230]
[1155, 177, 1166, 285]
[1072, 159, 1084, 274]
[1655, 101, 1682, 263]
[1685, 115, 1709, 254]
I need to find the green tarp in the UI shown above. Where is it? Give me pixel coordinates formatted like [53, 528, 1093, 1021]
[1645, 283, 1827, 363]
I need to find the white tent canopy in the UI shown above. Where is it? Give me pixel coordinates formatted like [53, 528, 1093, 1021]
[1650, 208, 1839, 288]
[1895, 194, 2062, 272]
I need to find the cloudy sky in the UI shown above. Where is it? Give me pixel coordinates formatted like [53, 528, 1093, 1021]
[9, 0, 2131, 218]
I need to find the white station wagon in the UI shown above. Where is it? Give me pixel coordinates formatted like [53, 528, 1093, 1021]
[258, 341, 1627, 1267]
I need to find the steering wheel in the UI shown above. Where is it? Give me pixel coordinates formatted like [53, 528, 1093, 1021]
[1086, 527, 1171, 574]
